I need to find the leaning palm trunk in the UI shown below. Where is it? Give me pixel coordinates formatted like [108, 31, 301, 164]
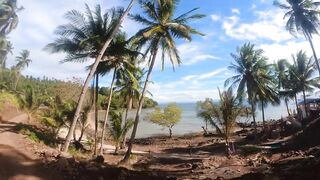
[94, 73, 99, 156]
[305, 32, 320, 77]
[122, 47, 159, 162]
[302, 88, 308, 118]
[121, 95, 132, 149]
[61, 0, 136, 153]
[99, 68, 117, 155]
[261, 101, 265, 128]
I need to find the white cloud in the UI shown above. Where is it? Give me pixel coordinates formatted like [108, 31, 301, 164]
[222, 9, 292, 42]
[177, 42, 220, 66]
[211, 14, 221, 21]
[250, 4, 257, 10]
[6, 0, 135, 81]
[231, 8, 240, 15]
[198, 68, 227, 80]
[259, 39, 317, 63]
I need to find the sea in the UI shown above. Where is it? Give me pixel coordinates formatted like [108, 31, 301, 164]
[97, 101, 295, 138]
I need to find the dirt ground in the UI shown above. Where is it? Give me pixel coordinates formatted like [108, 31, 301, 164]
[2, 105, 320, 180]
[0, 107, 64, 180]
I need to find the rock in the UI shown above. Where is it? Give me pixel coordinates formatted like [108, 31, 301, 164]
[56, 157, 70, 171]
[185, 163, 192, 168]
[94, 155, 104, 164]
[192, 162, 203, 169]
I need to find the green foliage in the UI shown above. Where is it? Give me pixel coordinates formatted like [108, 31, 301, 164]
[148, 103, 182, 137]
[0, 91, 19, 110]
[197, 89, 248, 144]
[143, 97, 158, 108]
[109, 110, 134, 153]
[14, 123, 58, 147]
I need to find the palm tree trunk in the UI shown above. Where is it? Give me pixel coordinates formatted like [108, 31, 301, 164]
[285, 97, 290, 116]
[294, 94, 298, 112]
[169, 128, 172, 138]
[14, 72, 20, 91]
[122, 46, 159, 163]
[121, 95, 132, 149]
[61, 0, 136, 153]
[305, 32, 320, 76]
[261, 101, 265, 128]
[251, 102, 257, 136]
[302, 88, 308, 118]
[78, 126, 85, 142]
[94, 73, 99, 156]
[99, 68, 117, 155]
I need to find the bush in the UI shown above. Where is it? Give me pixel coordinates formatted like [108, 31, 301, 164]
[0, 92, 19, 110]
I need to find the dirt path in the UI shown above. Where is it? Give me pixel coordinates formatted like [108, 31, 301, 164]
[0, 113, 64, 180]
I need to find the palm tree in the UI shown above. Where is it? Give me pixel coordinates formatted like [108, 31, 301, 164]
[122, 0, 205, 162]
[14, 49, 31, 91]
[97, 46, 139, 155]
[256, 68, 280, 127]
[0, 0, 21, 68]
[198, 88, 248, 156]
[275, 0, 320, 76]
[0, 40, 12, 69]
[45, 1, 137, 152]
[109, 110, 134, 154]
[225, 43, 270, 136]
[0, 0, 21, 35]
[289, 50, 320, 117]
[115, 62, 143, 148]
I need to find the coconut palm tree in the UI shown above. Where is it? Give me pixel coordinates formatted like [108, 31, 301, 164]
[115, 62, 143, 148]
[122, 0, 205, 162]
[0, 0, 21, 35]
[274, 0, 320, 76]
[225, 43, 270, 136]
[109, 110, 134, 154]
[45, 1, 137, 152]
[0, 40, 12, 69]
[289, 50, 320, 117]
[198, 88, 248, 156]
[13, 49, 31, 91]
[256, 67, 280, 127]
[274, 59, 295, 116]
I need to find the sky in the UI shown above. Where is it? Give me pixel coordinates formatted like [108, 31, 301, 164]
[6, 0, 320, 103]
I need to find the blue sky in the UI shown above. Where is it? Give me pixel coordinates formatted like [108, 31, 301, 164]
[6, 0, 320, 102]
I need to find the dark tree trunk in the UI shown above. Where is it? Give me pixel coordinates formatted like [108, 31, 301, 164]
[261, 101, 265, 128]
[306, 32, 320, 76]
[61, 0, 136, 153]
[99, 68, 117, 155]
[169, 128, 172, 138]
[121, 96, 132, 149]
[94, 73, 99, 156]
[122, 45, 159, 163]
[78, 127, 85, 142]
[302, 88, 308, 118]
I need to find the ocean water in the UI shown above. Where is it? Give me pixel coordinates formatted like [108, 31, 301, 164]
[97, 101, 295, 138]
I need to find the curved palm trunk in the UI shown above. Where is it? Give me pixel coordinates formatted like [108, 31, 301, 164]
[99, 68, 117, 155]
[61, 0, 136, 153]
[94, 73, 99, 156]
[302, 88, 308, 118]
[305, 32, 320, 76]
[122, 47, 159, 163]
[261, 101, 265, 128]
[121, 95, 132, 149]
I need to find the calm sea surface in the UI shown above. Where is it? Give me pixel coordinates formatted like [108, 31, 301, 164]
[98, 101, 295, 138]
